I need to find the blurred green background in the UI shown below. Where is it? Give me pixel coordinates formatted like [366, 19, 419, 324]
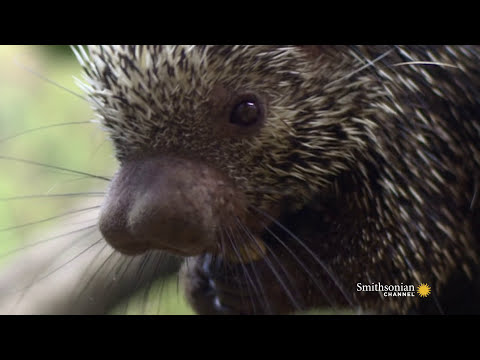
[0, 45, 193, 314]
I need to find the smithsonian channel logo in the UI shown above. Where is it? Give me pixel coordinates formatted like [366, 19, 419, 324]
[356, 282, 431, 298]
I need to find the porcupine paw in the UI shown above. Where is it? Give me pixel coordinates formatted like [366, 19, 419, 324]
[181, 254, 264, 315]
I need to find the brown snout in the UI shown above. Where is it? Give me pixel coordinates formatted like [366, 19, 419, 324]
[99, 155, 243, 256]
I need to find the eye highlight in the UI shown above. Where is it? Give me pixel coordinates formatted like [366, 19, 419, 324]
[230, 100, 263, 127]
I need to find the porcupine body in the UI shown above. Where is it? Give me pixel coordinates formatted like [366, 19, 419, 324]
[74, 45, 480, 315]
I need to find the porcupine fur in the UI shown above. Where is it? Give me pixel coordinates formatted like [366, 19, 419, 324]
[73, 45, 480, 314]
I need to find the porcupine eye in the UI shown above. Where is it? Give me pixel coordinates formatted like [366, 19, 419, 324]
[230, 100, 262, 127]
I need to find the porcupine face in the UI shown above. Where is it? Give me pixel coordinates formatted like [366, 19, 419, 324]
[77, 45, 480, 314]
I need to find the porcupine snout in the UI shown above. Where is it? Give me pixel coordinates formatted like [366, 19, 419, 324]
[99, 155, 245, 256]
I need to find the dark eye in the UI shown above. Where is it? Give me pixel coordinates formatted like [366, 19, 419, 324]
[230, 100, 262, 127]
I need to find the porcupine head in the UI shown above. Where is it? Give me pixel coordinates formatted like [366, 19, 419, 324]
[75, 45, 479, 314]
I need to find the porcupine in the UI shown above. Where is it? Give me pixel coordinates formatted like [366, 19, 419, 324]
[72, 45, 480, 315]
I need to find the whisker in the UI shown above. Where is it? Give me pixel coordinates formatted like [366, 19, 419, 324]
[0, 224, 97, 260]
[233, 217, 303, 312]
[65, 217, 101, 227]
[9, 227, 100, 309]
[0, 206, 100, 232]
[0, 155, 111, 181]
[230, 219, 273, 314]
[43, 175, 108, 196]
[222, 226, 259, 314]
[0, 121, 93, 144]
[13, 54, 88, 102]
[136, 251, 154, 314]
[222, 227, 243, 275]
[149, 251, 169, 314]
[258, 218, 338, 311]
[102, 251, 129, 292]
[216, 230, 227, 278]
[0, 192, 105, 201]
[176, 266, 180, 300]
[35, 237, 104, 283]
[156, 275, 168, 315]
[80, 241, 113, 284]
[249, 228, 305, 312]
[77, 245, 118, 299]
[135, 251, 152, 281]
[250, 205, 355, 308]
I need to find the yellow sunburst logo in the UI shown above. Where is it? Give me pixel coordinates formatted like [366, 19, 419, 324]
[417, 283, 431, 297]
